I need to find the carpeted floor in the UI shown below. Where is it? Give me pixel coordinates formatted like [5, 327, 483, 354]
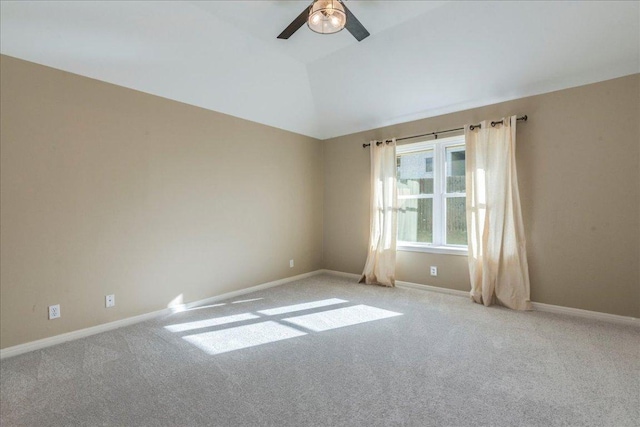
[1, 274, 639, 426]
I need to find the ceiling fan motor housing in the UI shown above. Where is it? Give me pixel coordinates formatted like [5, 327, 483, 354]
[308, 0, 347, 34]
[277, 0, 370, 42]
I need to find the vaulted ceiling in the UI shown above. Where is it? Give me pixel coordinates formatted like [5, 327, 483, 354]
[1, 1, 638, 139]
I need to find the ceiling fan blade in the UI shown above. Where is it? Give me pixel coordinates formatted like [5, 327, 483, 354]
[340, 1, 370, 41]
[277, 6, 311, 39]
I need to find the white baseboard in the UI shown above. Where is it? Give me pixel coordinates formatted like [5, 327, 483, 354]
[396, 280, 469, 298]
[319, 269, 470, 298]
[531, 302, 639, 327]
[321, 269, 639, 327]
[177, 269, 322, 311]
[318, 269, 361, 281]
[0, 269, 324, 359]
[0, 308, 172, 360]
[4, 269, 637, 359]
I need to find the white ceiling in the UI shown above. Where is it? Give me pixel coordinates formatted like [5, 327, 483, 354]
[1, 1, 639, 140]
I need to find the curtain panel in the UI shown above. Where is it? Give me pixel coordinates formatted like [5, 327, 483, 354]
[465, 116, 532, 310]
[360, 139, 398, 287]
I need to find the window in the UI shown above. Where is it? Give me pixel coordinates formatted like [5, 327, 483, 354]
[425, 157, 433, 173]
[396, 135, 467, 255]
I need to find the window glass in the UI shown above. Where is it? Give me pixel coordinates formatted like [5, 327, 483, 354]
[446, 148, 465, 193]
[425, 157, 433, 173]
[396, 137, 467, 250]
[446, 197, 467, 245]
[397, 150, 434, 195]
[398, 197, 433, 243]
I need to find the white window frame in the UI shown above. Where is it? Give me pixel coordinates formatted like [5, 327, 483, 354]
[396, 134, 468, 256]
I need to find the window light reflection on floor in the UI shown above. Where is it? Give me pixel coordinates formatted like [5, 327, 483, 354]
[231, 298, 264, 304]
[167, 294, 185, 313]
[175, 298, 404, 355]
[185, 303, 226, 312]
[282, 305, 402, 332]
[257, 298, 348, 316]
[183, 321, 307, 355]
[165, 312, 259, 333]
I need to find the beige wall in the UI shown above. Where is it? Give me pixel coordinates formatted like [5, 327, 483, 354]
[323, 74, 640, 318]
[0, 55, 324, 349]
[2, 55, 638, 350]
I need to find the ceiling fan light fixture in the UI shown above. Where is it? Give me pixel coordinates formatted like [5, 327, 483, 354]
[308, 0, 346, 35]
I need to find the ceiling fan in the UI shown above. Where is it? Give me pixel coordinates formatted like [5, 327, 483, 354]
[277, 0, 370, 42]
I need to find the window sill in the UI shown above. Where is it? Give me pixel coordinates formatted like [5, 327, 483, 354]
[397, 244, 468, 256]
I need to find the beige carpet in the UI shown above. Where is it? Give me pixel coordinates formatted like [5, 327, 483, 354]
[1, 274, 639, 426]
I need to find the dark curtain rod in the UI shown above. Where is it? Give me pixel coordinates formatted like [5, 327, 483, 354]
[362, 115, 528, 148]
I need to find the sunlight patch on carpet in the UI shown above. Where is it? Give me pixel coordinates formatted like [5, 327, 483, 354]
[183, 321, 306, 355]
[164, 313, 259, 333]
[282, 305, 402, 332]
[257, 298, 348, 316]
[185, 303, 227, 312]
[232, 298, 264, 304]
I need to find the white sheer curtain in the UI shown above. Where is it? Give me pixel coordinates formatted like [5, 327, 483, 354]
[360, 139, 398, 287]
[465, 116, 532, 310]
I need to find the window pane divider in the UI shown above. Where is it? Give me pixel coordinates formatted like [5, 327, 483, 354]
[398, 194, 433, 200]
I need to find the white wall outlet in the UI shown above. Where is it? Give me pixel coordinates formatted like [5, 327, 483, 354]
[48, 304, 61, 320]
[105, 294, 115, 308]
[430, 266, 438, 277]
[289, 259, 294, 268]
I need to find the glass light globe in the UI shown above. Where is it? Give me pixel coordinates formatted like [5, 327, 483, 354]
[310, 13, 322, 26]
[308, 0, 346, 35]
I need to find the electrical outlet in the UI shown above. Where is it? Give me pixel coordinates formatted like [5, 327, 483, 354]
[48, 304, 61, 320]
[105, 294, 115, 308]
[430, 266, 438, 277]
[289, 259, 294, 268]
